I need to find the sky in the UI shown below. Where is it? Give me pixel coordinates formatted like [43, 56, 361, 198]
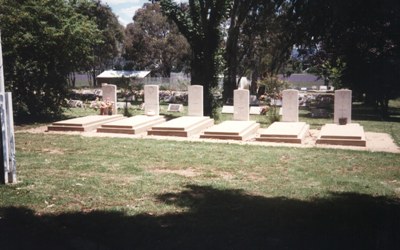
[102, 0, 148, 27]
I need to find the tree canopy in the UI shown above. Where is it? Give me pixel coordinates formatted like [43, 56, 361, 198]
[124, 2, 190, 77]
[74, 0, 124, 86]
[159, 0, 230, 117]
[0, 0, 101, 119]
[298, 0, 400, 116]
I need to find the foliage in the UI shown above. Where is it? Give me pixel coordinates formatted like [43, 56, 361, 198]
[223, 0, 258, 100]
[258, 76, 289, 99]
[258, 75, 289, 123]
[124, 2, 190, 77]
[74, 0, 124, 86]
[0, 0, 101, 119]
[223, 0, 303, 99]
[298, 0, 400, 117]
[159, 0, 230, 117]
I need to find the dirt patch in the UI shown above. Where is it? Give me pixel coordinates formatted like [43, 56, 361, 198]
[151, 168, 200, 177]
[42, 148, 64, 155]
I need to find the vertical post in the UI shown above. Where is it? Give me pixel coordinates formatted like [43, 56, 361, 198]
[6, 93, 16, 182]
[0, 30, 4, 93]
[0, 94, 10, 183]
[0, 30, 16, 184]
[0, 30, 6, 184]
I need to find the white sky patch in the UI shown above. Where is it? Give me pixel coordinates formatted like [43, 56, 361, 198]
[118, 5, 142, 26]
[104, 0, 188, 27]
[104, 0, 142, 5]
[103, 0, 146, 26]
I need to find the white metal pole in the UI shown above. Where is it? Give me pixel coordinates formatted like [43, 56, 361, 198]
[0, 30, 9, 184]
[0, 30, 4, 92]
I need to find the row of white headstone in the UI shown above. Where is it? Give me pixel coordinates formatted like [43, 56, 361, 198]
[103, 83, 352, 125]
[280, 89, 352, 124]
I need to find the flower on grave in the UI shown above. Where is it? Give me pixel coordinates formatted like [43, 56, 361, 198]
[100, 98, 114, 115]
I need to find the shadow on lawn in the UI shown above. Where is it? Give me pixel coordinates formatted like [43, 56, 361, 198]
[1, 185, 399, 250]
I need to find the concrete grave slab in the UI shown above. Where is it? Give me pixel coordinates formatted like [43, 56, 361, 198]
[147, 85, 214, 137]
[148, 116, 214, 137]
[316, 123, 366, 146]
[200, 120, 260, 141]
[97, 115, 166, 134]
[47, 115, 124, 132]
[256, 122, 309, 144]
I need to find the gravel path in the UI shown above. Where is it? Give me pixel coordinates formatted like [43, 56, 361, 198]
[18, 125, 400, 154]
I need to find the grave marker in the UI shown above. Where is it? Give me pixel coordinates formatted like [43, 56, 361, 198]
[168, 104, 183, 112]
[102, 84, 117, 115]
[234, 89, 249, 121]
[144, 85, 159, 116]
[282, 89, 299, 122]
[188, 85, 203, 116]
[334, 89, 352, 124]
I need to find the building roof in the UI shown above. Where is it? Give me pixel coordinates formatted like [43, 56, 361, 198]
[97, 70, 151, 79]
[278, 73, 324, 84]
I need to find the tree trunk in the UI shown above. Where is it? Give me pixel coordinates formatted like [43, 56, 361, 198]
[250, 68, 258, 95]
[92, 68, 97, 87]
[190, 49, 217, 117]
[223, 18, 240, 103]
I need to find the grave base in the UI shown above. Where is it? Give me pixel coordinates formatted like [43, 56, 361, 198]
[148, 116, 214, 137]
[200, 120, 260, 141]
[47, 115, 124, 132]
[316, 123, 366, 147]
[256, 122, 309, 144]
[97, 115, 166, 134]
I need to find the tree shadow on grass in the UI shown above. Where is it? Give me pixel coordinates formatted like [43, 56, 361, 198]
[1, 185, 399, 250]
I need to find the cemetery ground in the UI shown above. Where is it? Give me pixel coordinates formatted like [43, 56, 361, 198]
[1, 100, 400, 249]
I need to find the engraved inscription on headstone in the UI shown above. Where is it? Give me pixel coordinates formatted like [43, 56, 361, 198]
[282, 89, 299, 122]
[234, 89, 249, 121]
[144, 85, 159, 116]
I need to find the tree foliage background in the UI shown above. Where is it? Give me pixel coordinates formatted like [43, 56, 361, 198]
[159, 0, 230, 117]
[0, 0, 103, 119]
[124, 2, 190, 77]
[296, 0, 400, 116]
[73, 0, 124, 87]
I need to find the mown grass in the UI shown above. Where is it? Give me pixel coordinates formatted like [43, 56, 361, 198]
[1, 100, 399, 249]
[1, 132, 400, 249]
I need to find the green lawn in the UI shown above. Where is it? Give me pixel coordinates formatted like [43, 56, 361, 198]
[1, 101, 399, 249]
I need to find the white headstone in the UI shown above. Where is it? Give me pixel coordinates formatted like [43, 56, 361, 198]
[282, 89, 299, 122]
[102, 84, 117, 115]
[144, 85, 159, 116]
[334, 89, 352, 124]
[234, 89, 249, 121]
[188, 85, 203, 116]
